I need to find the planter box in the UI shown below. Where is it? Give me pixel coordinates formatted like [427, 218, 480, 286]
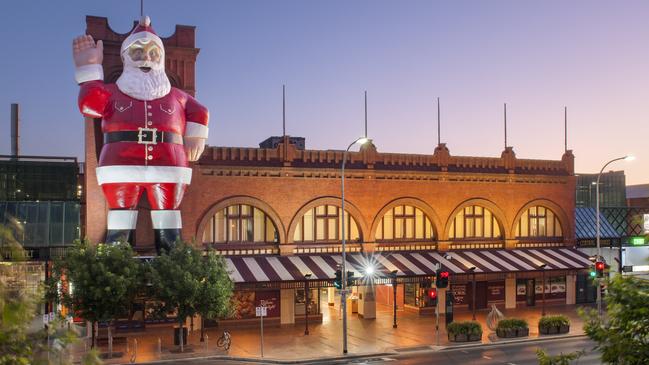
[448, 333, 481, 342]
[497, 328, 528, 338]
[539, 325, 569, 335]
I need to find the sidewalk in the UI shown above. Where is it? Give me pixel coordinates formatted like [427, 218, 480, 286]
[71, 303, 591, 363]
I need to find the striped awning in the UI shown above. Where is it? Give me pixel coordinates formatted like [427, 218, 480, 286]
[224, 248, 592, 283]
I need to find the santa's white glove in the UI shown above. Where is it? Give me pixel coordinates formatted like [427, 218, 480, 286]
[185, 137, 206, 162]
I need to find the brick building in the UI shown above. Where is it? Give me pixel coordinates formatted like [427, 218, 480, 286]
[83, 16, 591, 327]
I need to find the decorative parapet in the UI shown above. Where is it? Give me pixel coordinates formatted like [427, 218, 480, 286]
[199, 140, 574, 176]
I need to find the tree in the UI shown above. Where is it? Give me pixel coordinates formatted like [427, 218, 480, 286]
[194, 249, 233, 342]
[51, 240, 142, 354]
[581, 274, 649, 364]
[536, 349, 584, 365]
[149, 242, 204, 352]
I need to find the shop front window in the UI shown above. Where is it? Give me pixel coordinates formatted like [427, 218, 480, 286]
[202, 204, 279, 244]
[295, 288, 320, 315]
[448, 205, 502, 239]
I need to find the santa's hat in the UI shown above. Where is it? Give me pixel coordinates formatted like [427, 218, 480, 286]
[121, 16, 164, 54]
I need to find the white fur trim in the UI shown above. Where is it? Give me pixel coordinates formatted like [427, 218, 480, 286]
[75, 64, 104, 84]
[185, 122, 209, 138]
[96, 166, 192, 185]
[151, 210, 182, 229]
[121, 32, 164, 54]
[107, 210, 138, 230]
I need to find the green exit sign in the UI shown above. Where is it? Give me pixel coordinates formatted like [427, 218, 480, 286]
[631, 237, 646, 246]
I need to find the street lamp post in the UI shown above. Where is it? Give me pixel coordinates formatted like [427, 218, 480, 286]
[539, 264, 547, 316]
[596, 155, 634, 316]
[341, 137, 371, 354]
[304, 273, 312, 335]
[391, 270, 398, 328]
[469, 267, 477, 320]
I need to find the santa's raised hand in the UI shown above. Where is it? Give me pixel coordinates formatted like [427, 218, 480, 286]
[73, 35, 103, 67]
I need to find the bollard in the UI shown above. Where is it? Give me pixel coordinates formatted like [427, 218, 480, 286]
[157, 337, 162, 358]
[205, 334, 209, 351]
[130, 339, 137, 364]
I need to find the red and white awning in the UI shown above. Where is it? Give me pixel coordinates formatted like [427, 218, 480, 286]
[224, 248, 592, 283]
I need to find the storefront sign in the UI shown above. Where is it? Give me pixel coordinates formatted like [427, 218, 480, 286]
[255, 290, 280, 318]
[451, 284, 467, 305]
[487, 281, 505, 302]
[631, 236, 645, 246]
[255, 306, 267, 317]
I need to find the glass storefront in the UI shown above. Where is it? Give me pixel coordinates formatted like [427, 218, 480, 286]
[296, 287, 320, 315]
[0, 201, 80, 247]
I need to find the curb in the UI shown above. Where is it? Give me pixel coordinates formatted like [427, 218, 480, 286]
[443, 333, 588, 351]
[121, 352, 396, 365]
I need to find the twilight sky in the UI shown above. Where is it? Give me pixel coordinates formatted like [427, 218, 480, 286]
[0, 0, 647, 184]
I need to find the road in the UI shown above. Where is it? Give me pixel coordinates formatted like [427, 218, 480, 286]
[140, 336, 600, 365]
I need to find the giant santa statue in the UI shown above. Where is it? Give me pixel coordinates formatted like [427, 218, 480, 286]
[73, 16, 209, 254]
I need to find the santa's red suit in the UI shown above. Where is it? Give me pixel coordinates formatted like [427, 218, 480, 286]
[74, 16, 208, 253]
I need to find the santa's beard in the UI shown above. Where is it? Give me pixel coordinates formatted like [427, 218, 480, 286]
[116, 65, 171, 101]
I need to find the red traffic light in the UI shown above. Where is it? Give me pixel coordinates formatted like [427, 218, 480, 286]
[595, 262, 605, 270]
[439, 271, 449, 279]
[428, 288, 438, 299]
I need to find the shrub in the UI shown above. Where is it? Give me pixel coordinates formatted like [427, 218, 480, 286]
[497, 318, 528, 330]
[539, 315, 570, 328]
[448, 321, 482, 336]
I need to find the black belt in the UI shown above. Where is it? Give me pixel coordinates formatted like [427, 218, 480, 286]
[104, 128, 183, 145]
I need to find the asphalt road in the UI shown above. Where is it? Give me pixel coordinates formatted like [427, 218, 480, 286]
[140, 336, 600, 365]
[334, 337, 600, 365]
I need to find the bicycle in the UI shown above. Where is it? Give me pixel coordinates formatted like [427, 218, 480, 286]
[216, 330, 231, 351]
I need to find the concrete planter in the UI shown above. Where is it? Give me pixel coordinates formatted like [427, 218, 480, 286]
[448, 333, 481, 342]
[496, 327, 529, 338]
[539, 324, 569, 335]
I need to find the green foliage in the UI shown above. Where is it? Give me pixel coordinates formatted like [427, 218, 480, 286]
[538, 315, 570, 329]
[536, 348, 584, 365]
[581, 274, 649, 364]
[447, 321, 482, 336]
[497, 318, 528, 330]
[194, 249, 234, 321]
[51, 240, 142, 325]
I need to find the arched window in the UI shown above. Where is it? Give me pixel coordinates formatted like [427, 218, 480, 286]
[202, 204, 278, 244]
[516, 206, 563, 238]
[448, 205, 502, 239]
[375, 205, 435, 241]
[293, 205, 361, 242]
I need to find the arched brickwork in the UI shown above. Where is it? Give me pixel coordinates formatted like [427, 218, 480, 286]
[195, 195, 286, 245]
[286, 196, 368, 244]
[368, 197, 443, 242]
[511, 199, 572, 241]
[443, 198, 509, 240]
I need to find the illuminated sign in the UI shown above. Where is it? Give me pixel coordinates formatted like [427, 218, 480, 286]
[631, 237, 646, 246]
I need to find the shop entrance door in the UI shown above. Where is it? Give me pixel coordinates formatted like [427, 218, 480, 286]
[468, 281, 488, 310]
[525, 279, 536, 306]
[576, 273, 596, 303]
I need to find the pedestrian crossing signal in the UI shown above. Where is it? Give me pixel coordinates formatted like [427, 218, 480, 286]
[334, 270, 342, 289]
[436, 270, 450, 288]
[346, 271, 355, 287]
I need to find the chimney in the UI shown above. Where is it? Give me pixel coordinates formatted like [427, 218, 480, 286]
[10, 103, 19, 157]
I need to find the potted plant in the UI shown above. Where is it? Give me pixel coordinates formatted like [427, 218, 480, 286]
[496, 319, 529, 338]
[447, 321, 482, 342]
[538, 315, 570, 335]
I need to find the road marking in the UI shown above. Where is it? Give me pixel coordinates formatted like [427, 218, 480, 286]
[507, 363, 517, 365]
[482, 355, 492, 360]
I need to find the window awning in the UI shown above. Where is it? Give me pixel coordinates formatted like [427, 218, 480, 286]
[224, 248, 592, 283]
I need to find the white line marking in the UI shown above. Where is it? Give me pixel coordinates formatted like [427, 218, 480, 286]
[483, 355, 492, 359]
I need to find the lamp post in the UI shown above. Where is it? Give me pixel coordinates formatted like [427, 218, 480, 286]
[596, 155, 634, 316]
[341, 136, 371, 354]
[539, 264, 547, 316]
[391, 270, 398, 328]
[304, 273, 312, 335]
[468, 267, 477, 320]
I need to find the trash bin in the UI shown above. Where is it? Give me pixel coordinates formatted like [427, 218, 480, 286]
[174, 327, 188, 346]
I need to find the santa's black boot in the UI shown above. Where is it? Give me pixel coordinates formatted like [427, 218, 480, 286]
[152, 210, 182, 255]
[105, 210, 138, 245]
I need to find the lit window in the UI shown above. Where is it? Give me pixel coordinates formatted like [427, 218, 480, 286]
[294, 205, 361, 243]
[375, 205, 435, 242]
[202, 204, 278, 244]
[516, 205, 562, 238]
[449, 205, 502, 239]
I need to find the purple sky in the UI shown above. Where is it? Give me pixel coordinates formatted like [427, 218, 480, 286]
[0, 1, 647, 184]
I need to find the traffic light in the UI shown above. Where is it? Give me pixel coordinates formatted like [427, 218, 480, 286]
[595, 261, 605, 278]
[436, 270, 450, 288]
[428, 288, 438, 306]
[589, 265, 597, 279]
[334, 269, 342, 289]
[346, 271, 355, 287]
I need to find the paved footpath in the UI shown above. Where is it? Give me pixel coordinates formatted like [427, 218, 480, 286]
[70, 303, 592, 364]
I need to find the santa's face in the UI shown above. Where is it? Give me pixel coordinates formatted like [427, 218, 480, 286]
[116, 39, 170, 100]
[127, 40, 162, 73]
